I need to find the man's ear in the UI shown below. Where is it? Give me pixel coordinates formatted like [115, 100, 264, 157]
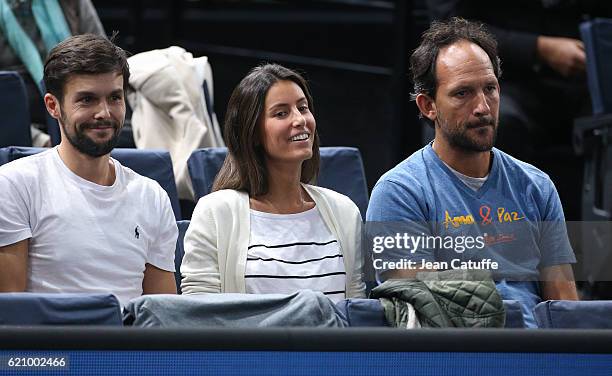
[415, 93, 437, 122]
[43, 93, 61, 120]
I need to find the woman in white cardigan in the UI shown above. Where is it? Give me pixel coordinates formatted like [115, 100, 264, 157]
[181, 64, 365, 300]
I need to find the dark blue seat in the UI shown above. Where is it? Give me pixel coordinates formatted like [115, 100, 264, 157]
[175, 220, 190, 294]
[46, 112, 61, 146]
[0, 71, 32, 148]
[0, 148, 9, 165]
[335, 298, 388, 327]
[187, 147, 226, 200]
[503, 300, 526, 328]
[533, 300, 612, 329]
[575, 17, 612, 289]
[0, 146, 182, 220]
[187, 146, 369, 218]
[580, 18, 612, 115]
[38, 79, 61, 146]
[335, 298, 524, 328]
[0, 293, 122, 325]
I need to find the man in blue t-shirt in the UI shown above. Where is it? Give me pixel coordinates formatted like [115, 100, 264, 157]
[366, 18, 578, 327]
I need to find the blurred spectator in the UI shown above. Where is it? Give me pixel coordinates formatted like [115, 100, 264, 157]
[0, 0, 105, 146]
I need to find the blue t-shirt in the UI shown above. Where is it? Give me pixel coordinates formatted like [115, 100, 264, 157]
[366, 144, 576, 327]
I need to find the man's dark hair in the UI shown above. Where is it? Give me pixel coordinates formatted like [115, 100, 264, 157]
[43, 33, 130, 102]
[212, 63, 320, 196]
[410, 17, 501, 100]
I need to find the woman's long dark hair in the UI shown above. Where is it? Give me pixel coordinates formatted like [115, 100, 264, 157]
[212, 63, 320, 195]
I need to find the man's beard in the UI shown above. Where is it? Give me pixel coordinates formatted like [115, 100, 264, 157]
[61, 115, 121, 158]
[437, 113, 497, 152]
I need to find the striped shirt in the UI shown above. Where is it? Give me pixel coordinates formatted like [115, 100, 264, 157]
[245, 206, 346, 302]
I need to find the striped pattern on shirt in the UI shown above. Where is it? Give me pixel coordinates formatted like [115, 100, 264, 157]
[245, 206, 346, 302]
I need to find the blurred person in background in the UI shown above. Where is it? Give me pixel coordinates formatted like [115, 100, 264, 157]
[0, 0, 105, 146]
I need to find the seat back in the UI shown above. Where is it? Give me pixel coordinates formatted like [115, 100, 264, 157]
[580, 18, 612, 115]
[0, 146, 182, 219]
[0, 148, 9, 165]
[0, 71, 32, 148]
[573, 115, 612, 286]
[188, 146, 369, 218]
[187, 147, 227, 199]
[0, 293, 122, 325]
[318, 147, 369, 217]
[503, 300, 526, 328]
[39, 78, 62, 146]
[334, 298, 525, 328]
[335, 298, 388, 327]
[534, 300, 612, 329]
[175, 220, 190, 294]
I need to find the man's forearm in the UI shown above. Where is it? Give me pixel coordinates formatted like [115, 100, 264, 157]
[541, 280, 579, 300]
[0, 240, 29, 292]
[540, 264, 579, 300]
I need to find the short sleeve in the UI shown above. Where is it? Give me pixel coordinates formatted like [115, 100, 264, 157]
[538, 179, 576, 268]
[367, 180, 428, 223]
[0, 174, 32, 247]
[146, 188, 178, 272]
[366, 179, 436, 278]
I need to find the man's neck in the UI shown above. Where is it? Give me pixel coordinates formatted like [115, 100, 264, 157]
[431, 139, 491, 178]
[57, 143, 115, 186]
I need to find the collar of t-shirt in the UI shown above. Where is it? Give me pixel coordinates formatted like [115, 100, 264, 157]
[52, 147, 120, 192]
[441, 160, 489, 192]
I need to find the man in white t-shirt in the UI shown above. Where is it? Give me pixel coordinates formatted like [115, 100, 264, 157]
[0, 34, 178, 305]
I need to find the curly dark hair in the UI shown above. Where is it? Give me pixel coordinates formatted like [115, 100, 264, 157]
[410, 17, 501, 101]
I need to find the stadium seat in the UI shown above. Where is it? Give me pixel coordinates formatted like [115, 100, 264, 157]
[335, 298, 388, 327]
[0, 146, 182, 220]
[580, 18, 612, 115]
[334, 298, 524, 328]
[503, 300, 526, 328]
[0, 293, 122, 325]
[0, 71, 32, 148]
[38, 79, 62, 146]
[0, 148, 9, 165]
[187, 147, 226, 200]
[533, 300, 612, 329]
[175, 220, 190, 294]
[187, 146, 369, 218]
[46, 112, 61, 146]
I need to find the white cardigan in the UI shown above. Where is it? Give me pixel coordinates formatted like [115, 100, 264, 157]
[181, 185, 366, 298]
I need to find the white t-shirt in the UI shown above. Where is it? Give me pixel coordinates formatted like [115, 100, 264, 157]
[0, 148, 178, 306]
[246, 206, 346, 303]
[443, 160, 489, 191]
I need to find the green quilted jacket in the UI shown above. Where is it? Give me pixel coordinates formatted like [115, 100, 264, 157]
[370, 270, 505, 328]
